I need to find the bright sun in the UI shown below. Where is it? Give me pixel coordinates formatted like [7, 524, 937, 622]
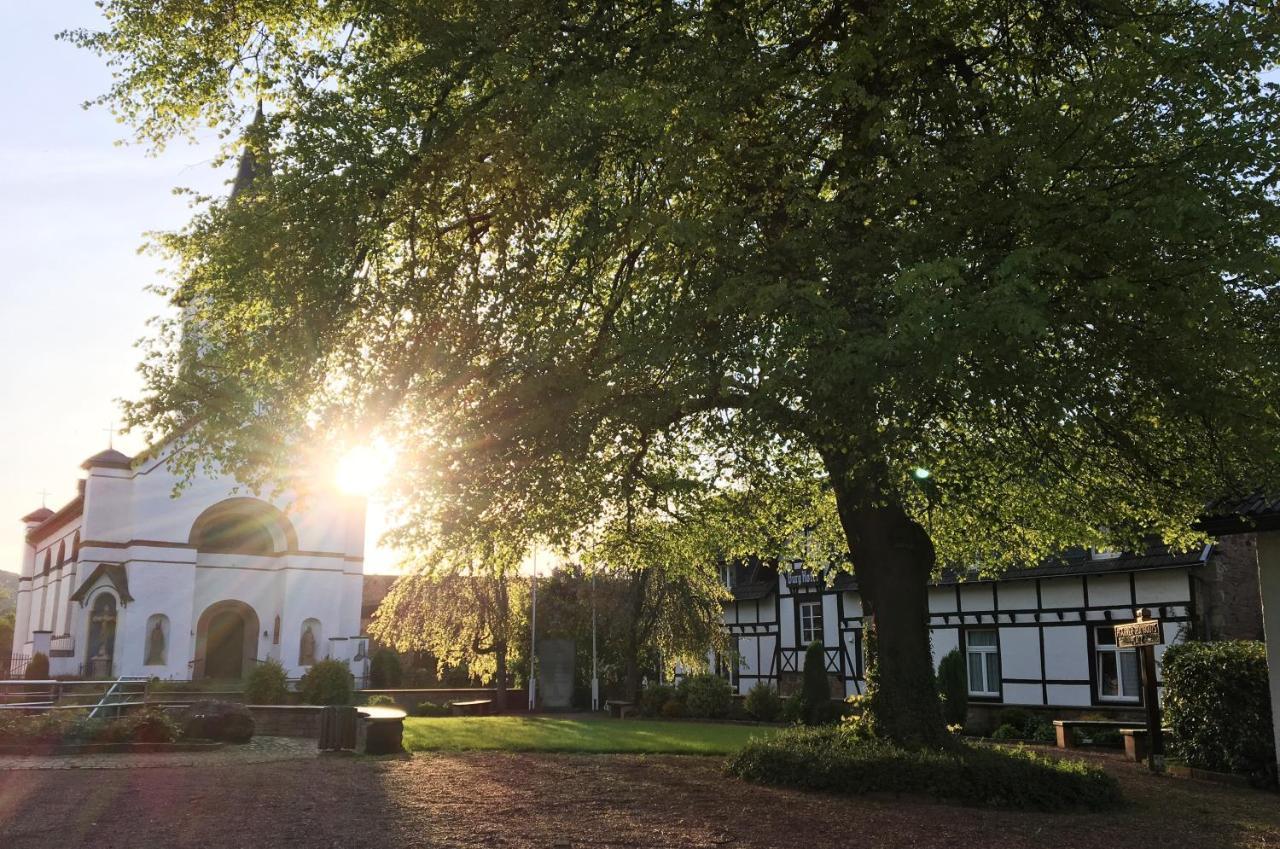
[334, 444, 395, 496]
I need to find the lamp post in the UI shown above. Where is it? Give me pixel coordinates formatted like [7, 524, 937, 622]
[591, 569, 600, 711]
[528, 549, 538, 712]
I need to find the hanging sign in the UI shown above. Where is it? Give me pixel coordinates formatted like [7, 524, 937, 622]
[1115, 617, 1162, 648]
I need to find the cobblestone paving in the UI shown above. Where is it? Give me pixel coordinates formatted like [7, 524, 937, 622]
[0, 735, 317, 770]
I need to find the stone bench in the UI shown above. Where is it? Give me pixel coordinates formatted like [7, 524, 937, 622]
[605, 700, 635, 719]
[1119, 727, 1172, 763]
[449, 699, 492, 717]
[1053, 719, 1146, 749]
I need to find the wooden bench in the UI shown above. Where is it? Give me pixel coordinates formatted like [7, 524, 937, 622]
[605, 700, 635, 719]
[449, 699, 492, 717]
[1053, 719, 1146, 749]
[1119, 727, 1172, 763]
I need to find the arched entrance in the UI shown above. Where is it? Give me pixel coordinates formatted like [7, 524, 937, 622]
[194, 601, 259, 680]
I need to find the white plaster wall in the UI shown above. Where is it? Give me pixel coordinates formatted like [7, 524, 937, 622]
[997, 581, 1037, 610]
[958, 583, 994, 612]
[928, 586, 957, 613]
[1088, 573, 1130, 607]
[1042, 624, 1090, 680]
[1040, 576, 1084, 608]
[931, 627, 959, 666]
[1000, 629, 1041, 679]
[1134, 570, 1188, 604]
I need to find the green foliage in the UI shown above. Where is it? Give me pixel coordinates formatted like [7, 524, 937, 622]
[369, 648, 404, 690]
[364, 694, 398, 707]
[997, 708, 1033, 732]
[77, 0, 1280, 746]
[744, 683, 783, 723]
[24, 652, 49, 680]
[1163, 640, 1275, 784]
[0, 708, 181, 747]
[639, 683, 677, 718]
[991, 723, 1021, 741]
[936, 650, 969, 727]
[661, 699, 687, 719]
[727, 727, 1121, 811]
[244, 658, 289, 705]
[298, 659, 354, 706]
[678, 674, 734, 720]
[789, 642, 839, 726]
[415, 701, 452, 717]
[182, 700, 254, 743]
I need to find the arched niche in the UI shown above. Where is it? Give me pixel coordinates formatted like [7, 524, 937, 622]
[298, 618, 323, 666]
[144, 613, 169, 666]
[194, 600, 260, 680]
[188, 497, 298, 556]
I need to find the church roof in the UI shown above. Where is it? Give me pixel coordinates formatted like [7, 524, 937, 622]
[230, 103, 271, 200]
[68, 563, 133, 605]
[21, 507, 54, 524]
[80, 448, 133, 471]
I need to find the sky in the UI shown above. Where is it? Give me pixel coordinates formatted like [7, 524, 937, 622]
[0, 3, 397, 574]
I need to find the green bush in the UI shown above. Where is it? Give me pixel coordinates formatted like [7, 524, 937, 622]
[1163, 640, 1275, 785]
[679, 674, 734, 719]
[244, 659, 289, 705]
[639, 683, 677, 717]
[0, 708, 180, 746]
[415, 701, 451, 717]
[298, 659, 355, 706]
[25, 652, 50, 680]
[991, 723, 1020, 741]
[369, 648, 403, 689]
[744, 682, 783, 722]
[661, 698, 687, 719]
[997, 708, 1033, 732]
[364, 694, 398, 707]
[726, 726, 1121, 811]
[936, 649, 968, 727]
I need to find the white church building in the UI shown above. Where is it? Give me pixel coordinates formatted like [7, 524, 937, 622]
[11, 445, 367, 682]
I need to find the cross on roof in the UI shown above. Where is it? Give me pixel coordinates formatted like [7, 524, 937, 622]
[103, 422, 115, 450]
[38, 489, 51, 508]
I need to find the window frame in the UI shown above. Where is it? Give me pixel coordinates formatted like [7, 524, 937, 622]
[798, 599, 824, 647]
[964, 628, 1001, 698]
[1094, 625, 1141, 703]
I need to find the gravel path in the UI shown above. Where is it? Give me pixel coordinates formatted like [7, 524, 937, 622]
[0, 736, 317, 770]
[1, 749, 1276, 848]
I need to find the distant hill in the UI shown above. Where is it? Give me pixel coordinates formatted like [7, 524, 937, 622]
[0, 570, 16, 616]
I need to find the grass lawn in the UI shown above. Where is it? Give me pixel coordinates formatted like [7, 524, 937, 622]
[402, 715, 776, 755]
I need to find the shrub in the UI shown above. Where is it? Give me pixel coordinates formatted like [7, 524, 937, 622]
[997, 708, 1033, 732]
[639, 683, 677, 717]
[1163, 640, 1275, 785]
[182, 700, 255, 743]
[744, 683, 783, 722]
[0, 709, 180, 746]
[299, 659, 355, 706]
[369, 648, 403, 689]
[119, 708, 182, 744]
[364, 694, 398, 707]
[936, 649, 968, 727]
[416, 701, 451, 717]
[661, 698, 687, 719]
[679, 674, 734, 719]
[990, 723, 1020, 741]
[726, 726, 1121, 811]
[244, 659, 290, 705]
[25, 652, 50, 680]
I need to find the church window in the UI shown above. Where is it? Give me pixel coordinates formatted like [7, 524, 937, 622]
[56, 541, 66, 568]
[190, 499, 295, 556]
[144, 614, 169, 666]
[299, 618, 322, 666]
[71, 532, 80, 561]
[41, 550, 51, 574]
[273, 615, 281, 646]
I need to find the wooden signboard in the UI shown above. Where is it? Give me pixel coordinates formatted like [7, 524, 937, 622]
[1114, 618, 1162, 648]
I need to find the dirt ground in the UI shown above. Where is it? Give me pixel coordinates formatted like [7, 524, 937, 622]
[1, 748, 1277, 849]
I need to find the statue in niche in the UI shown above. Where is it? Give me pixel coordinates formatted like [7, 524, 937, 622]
[299, 623, 316, 666]
[145, 618, 166, 665]
[272, 615, 281, 646]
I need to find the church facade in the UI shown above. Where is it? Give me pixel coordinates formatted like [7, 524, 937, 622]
[10, 445, 367, 682]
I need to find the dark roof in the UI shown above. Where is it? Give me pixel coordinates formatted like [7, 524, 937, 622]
[1200, 492, 1280, 535]
[80, 448, 132, 471]
[21, 507, 54, 524]
[68, 563, 133, 605]
[230, 103, 271, 199]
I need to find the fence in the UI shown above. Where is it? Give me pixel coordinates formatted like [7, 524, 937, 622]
[4, 653, 31, 678]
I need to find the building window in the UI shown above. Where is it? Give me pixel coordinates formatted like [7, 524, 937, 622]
[799, 600, 823, 647]
[721, 563, 735, 589]
[1095, 625, 1140, 701]
[966, 629, 1000, 697]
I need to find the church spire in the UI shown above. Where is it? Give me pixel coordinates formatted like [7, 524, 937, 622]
[229, 101, 271, 200]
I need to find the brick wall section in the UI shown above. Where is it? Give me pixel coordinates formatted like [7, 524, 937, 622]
[1198, 535, 1265, 640]
[248, 705, 323, 738]
[359, 688, 530, 713]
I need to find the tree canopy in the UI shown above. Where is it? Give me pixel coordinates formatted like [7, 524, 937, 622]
[74, 0, 1280, 743]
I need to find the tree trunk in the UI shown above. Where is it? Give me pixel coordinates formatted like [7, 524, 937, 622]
[621, 568, 650, 701]
[827, 466, 950, 748]
[493, 641, 509, 712]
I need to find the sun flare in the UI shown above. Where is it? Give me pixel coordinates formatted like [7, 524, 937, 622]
[334, 443, 395, 496]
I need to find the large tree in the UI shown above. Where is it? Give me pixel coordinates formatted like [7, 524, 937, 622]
[78, 1, 1280, 746]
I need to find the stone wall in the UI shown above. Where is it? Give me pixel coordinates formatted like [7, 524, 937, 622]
[358, 687, 530, 713]
[1198, 534, 1265, 641]
[248, 705, 323, 738]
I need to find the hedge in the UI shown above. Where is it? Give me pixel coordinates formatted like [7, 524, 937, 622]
[936, 649, 968, 727]
[727, 726, 1121, 811]
[244, 659, 289, 705]
[1162, 640, 1275, 785]
[299, 659, 355, 705]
